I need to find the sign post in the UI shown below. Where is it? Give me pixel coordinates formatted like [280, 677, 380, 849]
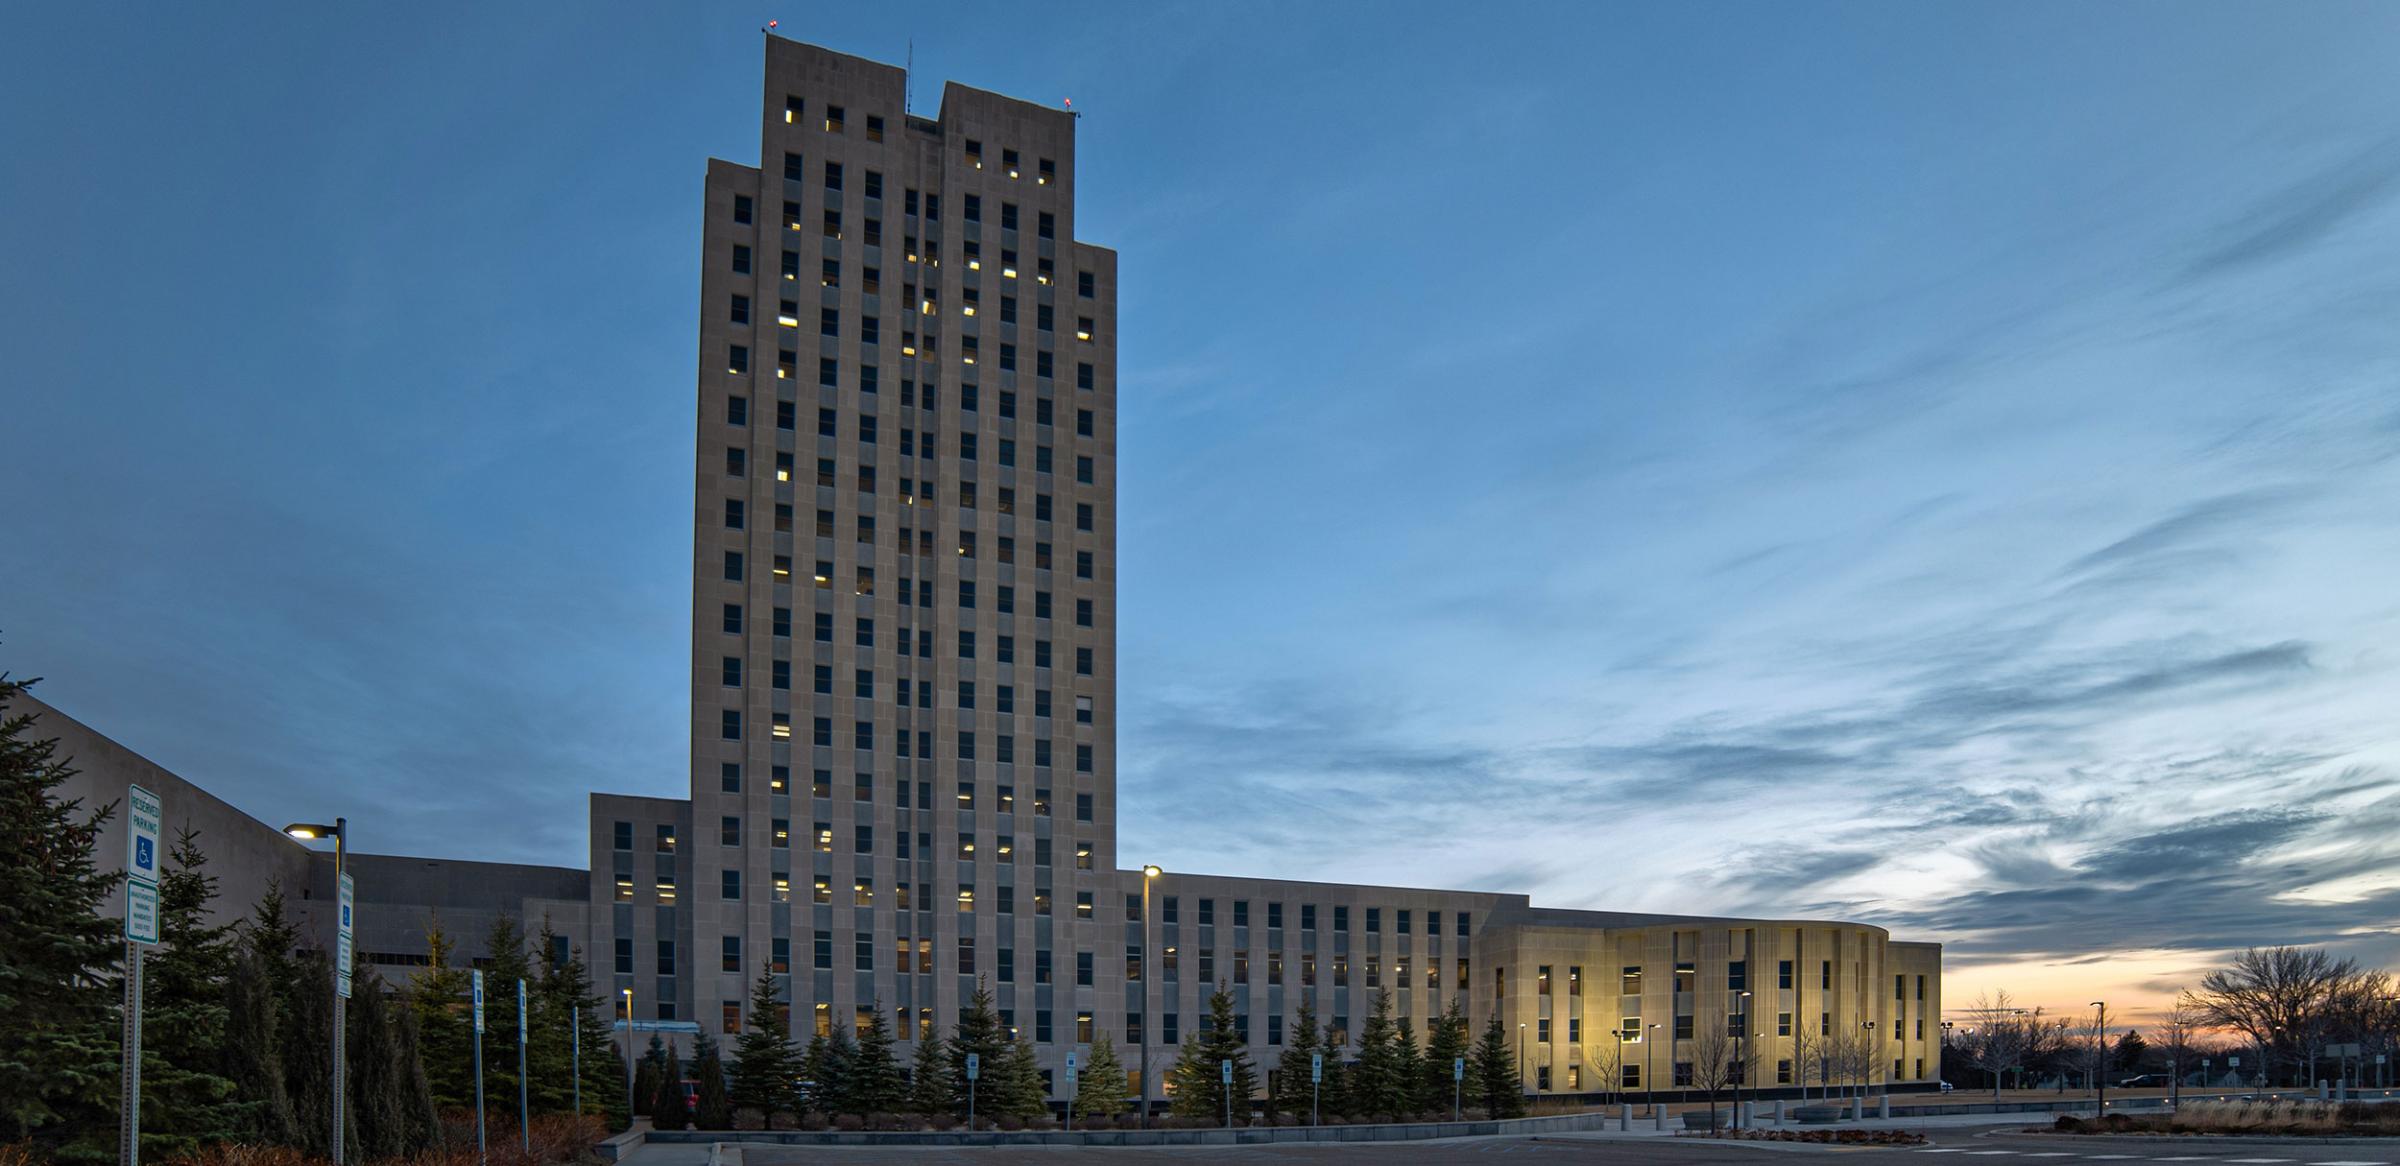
[517, 980, 530, 1152]
[1060, 1046, 1080, 1127]
[334, 871, 353, 1166]
[1221, 1059, 1234, 1128]
[1311, 1052, 1323, 1127]
[119, 784, 163, 1166]
[472, 971, 487, 1165]
[965, 1051, 980, 1130]
[1454, 1056, 1466, 1121]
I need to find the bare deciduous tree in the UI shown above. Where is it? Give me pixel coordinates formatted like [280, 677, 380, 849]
[2194, 947, 2362, 1086]
[1687, 1028, 1737, 1129]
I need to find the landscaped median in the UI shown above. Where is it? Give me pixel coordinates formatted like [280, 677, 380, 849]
[616, 1109, 1624, 1153]
[2046, 1098, 2400, 1138]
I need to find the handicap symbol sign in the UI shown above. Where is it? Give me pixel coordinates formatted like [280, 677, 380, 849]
[341, 904, 351, 927]
[134, 837, 154, 871]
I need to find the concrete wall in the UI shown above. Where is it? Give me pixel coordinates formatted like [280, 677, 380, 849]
[30, 690, 333, 941]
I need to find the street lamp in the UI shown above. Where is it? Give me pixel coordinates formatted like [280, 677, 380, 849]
[282, 818, 348, 1166]
[1647, 1022, 1661, 1116]
[1138, 865, 1162, 1129]
[1861, 1020, 1877, 1107]
[621, 987, 636, 1122]
[1519, 1023, 1529, 1101]
[2091, 1002, 2108, 1113]
[1735, 990, 1752, 1128]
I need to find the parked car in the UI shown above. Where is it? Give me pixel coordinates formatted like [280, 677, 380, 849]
[1938, 1080, 1955, 1093]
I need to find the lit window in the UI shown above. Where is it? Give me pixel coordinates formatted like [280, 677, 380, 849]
[784, 95, 801, 124]
[824, 105, 844, 134]
[772, 715, 792, 740]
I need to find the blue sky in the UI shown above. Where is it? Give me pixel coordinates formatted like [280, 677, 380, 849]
[6, 1, 2399, 1015]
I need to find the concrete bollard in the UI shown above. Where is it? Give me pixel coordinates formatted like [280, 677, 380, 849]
[1655, 1106, 1667, 1131]
[1878, 1096, 1890, 1119]
[1775, 1100, 1786, 1126]
[2319, 1081, 2329, 1101]
[1852, 1096, 1864, 1121]
[1620, 1103, 1632, 1131]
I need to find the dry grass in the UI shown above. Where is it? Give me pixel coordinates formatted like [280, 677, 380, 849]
[160, 1114, 607, 1166]
[2054, 1098, 2400, 1137]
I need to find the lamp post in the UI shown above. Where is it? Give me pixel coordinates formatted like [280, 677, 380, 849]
[1138, 865, 1161, 1128]
[1861, 1020, 1877, 1106]
[2091, 1002, 2107, 1112]
[621, 988, 636, 1123]
[1647, 1023, 1660, 1115]
[1734, 989, 1752, 1128]
[282, 818, 347, 1166]
[1519, 1023, 1529, 1102]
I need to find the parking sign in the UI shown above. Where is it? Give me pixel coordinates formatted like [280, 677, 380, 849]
[126, 784, 162, 883]
[473, 970, 486, 1034]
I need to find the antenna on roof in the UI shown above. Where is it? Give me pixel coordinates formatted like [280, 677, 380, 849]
[904, 37, 914, 115]
[762, 18, 778, 33]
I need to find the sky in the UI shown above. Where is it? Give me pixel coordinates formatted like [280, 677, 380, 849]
[5, 1, 2400, 1025]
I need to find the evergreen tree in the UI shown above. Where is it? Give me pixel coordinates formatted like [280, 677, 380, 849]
[0, 675, 124, 1154]
[388, 998, 440, 1152]
[528, 928, 616, 1122]
[1166, 983, 1257, 1124]
[906, 1030, 951, 1117]
[632, 1036, 665, 1126]
[518, 922, 577, 1116]
[140, 828, 248, 1156]
[990, 1036, 1048, 1119]
[659, 1037, 689, 1129]
[1468, 1012, 1525, 1118]
[1347, 989, 1413, 1119]
[729, 966, 795, 1127]
[847, 1002, 907, 1116]
[808, 1027, 858, 1116]
[1269, 1001, 1322, 1120]
[689, 1029, 732, 1129]
[478, 916, 533, 1116]
[1421, 1000, 1471, 1116]
[1393, 1016, 1426, 1116]
[344, 963, 416, 1158]
[1075, 1031, 1130, 1120]
[406, 915, 474, 1110]
[945, 981, 1010, 1121]
[222, 945, 298, 1146]
[280, 948, 357, 1156]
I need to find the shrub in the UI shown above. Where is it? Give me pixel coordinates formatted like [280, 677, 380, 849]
[831, 1114, 863, 1131]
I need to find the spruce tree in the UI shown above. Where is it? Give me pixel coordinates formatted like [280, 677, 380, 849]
[1075, 1031, 1130, 1119]
[344, 963, 412, 1158]
[406, 916, 474, 1109]
[388, 997, 440, 1151]
[1166, 983, 1257, 1124]
[1270, 1001, 1323, 1120]
[906, 1029, 951, 1117]
[689, 1029, 732, 1129]
[281, 948, 357, 1156]
[805, 1027, 857, 1116]
[222, 945, 298, 1145]
[0, 676, 125, 1153]
[632, 1036, 665, 1126]
[519, 922, 578, 1116]
[847, 1002, 907, 1116]
[991, 1036, 1048, 1119]
[478, 916, 532, 1116]
[1349, 989, 1412, 1119]
[528, 929, 615, 1121]
[1468, 1012, 1525, 1118]
[141, 828, 248, 1156]
[1421, 999, 1470, 1116]
[1392, 1015, 1426, 1117]
[729, 966, 795, 1127]
[945, 981, 1009, 1121]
